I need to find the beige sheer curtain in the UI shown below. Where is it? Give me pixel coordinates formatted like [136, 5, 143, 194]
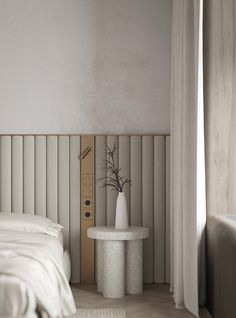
[204, 0, 236, 216]
[170, 0, 205, 316]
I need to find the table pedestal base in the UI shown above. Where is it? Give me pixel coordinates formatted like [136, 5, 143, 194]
[96, 239, 144, 298]
[126, 239, 143, 294]
[103, 240, 125, 298]
[96, 240, 104, 293]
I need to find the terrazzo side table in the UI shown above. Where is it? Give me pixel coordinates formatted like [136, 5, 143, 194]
[87, 226, 149, 299]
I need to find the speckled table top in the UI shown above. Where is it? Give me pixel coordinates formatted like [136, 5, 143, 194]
[87, 226, 149, 241]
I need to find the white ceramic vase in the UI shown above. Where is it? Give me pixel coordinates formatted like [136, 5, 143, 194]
[115, 192, 129, 230]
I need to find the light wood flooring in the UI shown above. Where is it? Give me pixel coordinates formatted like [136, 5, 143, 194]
[71, 284, 196, 318]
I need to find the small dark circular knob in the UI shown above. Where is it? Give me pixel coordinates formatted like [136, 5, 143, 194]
[85, 211, 91, 218]
[85, 200, 91, 206]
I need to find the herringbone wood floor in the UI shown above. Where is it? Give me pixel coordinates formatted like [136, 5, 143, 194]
[71, 284, 196, 318]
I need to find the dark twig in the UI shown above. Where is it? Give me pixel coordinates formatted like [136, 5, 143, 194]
[97, 143, 132, 192]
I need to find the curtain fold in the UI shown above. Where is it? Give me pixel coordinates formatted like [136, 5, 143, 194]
[170, 0, 205, 316]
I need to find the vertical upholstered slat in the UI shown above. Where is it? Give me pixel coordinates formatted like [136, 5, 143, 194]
[12, 136, 23, 213]
[130, 136, 142, 226]
[46, 136, 58, 223]
[165, 136, 170, 283]
[35, 136, 46, 217]
[154, 136, 166, 283]
[95, 135, 107, 226]
[23, 136, 34, 214]
[118, 136, 130, 221]
[0, 133, 169, 285]
[142, 136, 154, 283]
[58, 136, 70, 251]
[106, 136, 118, 226]
[0, 136, 11, 212]
[70, 135, 81, 283]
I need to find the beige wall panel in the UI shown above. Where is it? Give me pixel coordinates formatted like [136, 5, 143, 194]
[59, 136, 70, 251]
[46, 136, 58, 223]
[130, 136, 142, 226]
[12, 136, 23, 213]
[204, 0, 236, 215]
[23, 136, 34, 214]
[154, 136, 166, 283]
[118, 136, 130, 222]
[0, 133, 169, 285]
[165, 136, 170, 283]
[142, 136, 154, 283]
[0, 136, 11, 212]
[106, 136, 118, 226]
[81, 135, 95, 284]
[35, 136, 46, 217]
[70, 135, 81, 283]
[95, 136, 107, 226]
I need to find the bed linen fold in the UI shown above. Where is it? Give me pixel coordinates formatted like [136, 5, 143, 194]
[0, 230, 76, 317]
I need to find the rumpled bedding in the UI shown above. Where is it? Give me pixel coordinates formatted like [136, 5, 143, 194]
[0, 230, 76, 317]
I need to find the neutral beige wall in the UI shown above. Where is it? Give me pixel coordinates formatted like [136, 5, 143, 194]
[204, 0, 236, 215]
[0, 0, 172, 134]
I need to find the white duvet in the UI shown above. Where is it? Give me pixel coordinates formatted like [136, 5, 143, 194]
[0, 230, 76, 317]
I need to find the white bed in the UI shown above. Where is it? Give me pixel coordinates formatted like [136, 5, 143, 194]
[49, 230, 71, 282]
[0, 214, 76, 317]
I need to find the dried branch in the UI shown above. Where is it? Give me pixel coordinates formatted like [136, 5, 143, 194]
[97, 142, 132, 192]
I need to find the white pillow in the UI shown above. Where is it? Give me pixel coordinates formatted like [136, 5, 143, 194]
[0, 212, 63, 237]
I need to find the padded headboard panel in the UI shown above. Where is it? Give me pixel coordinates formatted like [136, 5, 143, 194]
[0, 135, 170, 284]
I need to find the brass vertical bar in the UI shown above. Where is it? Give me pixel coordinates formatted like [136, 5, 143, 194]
[80, 135, 95, 283]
